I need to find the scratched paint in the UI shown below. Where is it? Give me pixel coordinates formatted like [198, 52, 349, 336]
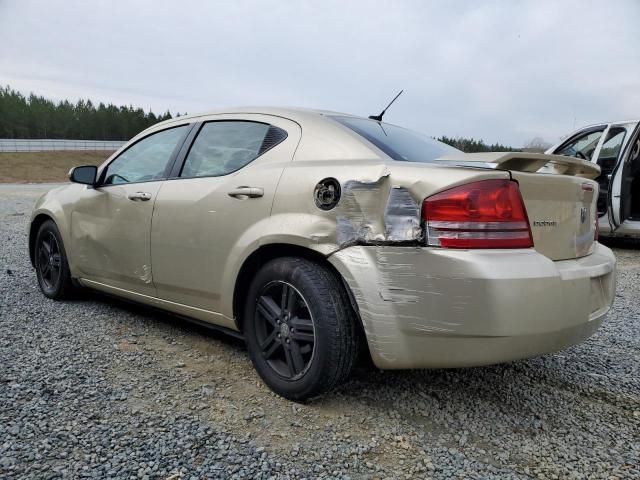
[330, 246, 452, 365]
[134, 263, 152, 284]
[329, 246, 498, 368]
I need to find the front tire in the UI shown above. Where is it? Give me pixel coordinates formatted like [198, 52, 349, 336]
[34, 220, 75, 299]
[244, 257, 359, 400]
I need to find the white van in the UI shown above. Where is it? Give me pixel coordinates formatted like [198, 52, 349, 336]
[548, 120, 640, 239]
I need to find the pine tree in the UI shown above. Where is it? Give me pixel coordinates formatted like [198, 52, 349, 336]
[0, 85, 173, 140]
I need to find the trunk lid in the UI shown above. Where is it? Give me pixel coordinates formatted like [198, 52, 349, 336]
[435, 152, 600, 260]
[511, 171, 597, 260]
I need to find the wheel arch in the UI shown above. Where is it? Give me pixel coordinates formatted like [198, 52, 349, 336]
[29, 213, 55, 267]
[232, 244, 365, 340]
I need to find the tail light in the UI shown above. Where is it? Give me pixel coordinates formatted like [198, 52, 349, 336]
[422, 179, 533, 249]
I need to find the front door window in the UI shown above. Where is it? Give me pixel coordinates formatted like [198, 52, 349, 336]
[556, 129, 605, 161]
[102, 125, 189, 185]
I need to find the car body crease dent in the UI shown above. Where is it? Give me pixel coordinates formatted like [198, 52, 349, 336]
[334, 172, 423, 249]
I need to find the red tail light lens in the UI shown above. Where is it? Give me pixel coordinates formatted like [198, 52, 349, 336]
[422, 179, 533, 249]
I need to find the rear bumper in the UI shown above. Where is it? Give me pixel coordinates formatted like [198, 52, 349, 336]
[329, 243, 616, 369]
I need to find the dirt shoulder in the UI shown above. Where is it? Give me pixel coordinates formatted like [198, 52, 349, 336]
[0, 151, 112, 183]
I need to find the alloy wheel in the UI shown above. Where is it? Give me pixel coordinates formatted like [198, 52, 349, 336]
[254, 281, 316, 380]
[37, 231, 62, 291]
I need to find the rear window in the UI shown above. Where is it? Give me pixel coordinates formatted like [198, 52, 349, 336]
[330, 116, 461, 163]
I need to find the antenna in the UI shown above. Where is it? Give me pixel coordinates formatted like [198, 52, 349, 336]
[369, 90, 403, 122]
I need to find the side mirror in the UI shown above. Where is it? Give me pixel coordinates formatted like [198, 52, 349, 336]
[69, 165, 97, 186]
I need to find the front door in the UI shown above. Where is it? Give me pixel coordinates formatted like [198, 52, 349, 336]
[70, 124, 190, 295]
[150, 115, 300, 326]
[610, 124, 640, 227]
[552, 125, 608, 215]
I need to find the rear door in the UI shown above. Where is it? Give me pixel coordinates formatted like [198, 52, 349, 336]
[610, 122, 640, 227]
[150, 114, 301, 325]
[70, 124, 191, 295]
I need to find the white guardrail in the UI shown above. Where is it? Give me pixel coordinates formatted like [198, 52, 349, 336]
[0, 139, 126, 152]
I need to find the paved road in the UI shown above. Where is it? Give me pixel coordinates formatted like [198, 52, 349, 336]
[1, 185, 639, 479]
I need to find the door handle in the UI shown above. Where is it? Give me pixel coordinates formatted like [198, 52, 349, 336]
[128, 192, 152, 201]
[227, 187, 264, 199]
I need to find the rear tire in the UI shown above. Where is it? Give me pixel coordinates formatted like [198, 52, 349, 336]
[244, 257, 359, 400]
[34, 220, 75, 300]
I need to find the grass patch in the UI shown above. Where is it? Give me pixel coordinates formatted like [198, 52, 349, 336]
[0, 151, 113, 183]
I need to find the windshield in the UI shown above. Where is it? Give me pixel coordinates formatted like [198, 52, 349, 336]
[330, 115, 461, 163]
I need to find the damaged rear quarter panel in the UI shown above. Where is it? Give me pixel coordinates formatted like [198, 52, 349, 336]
[271, 158, 509, 253]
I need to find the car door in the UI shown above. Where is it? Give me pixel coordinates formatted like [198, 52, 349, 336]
[552, 125, 607, 162]
[552, 126, 609, 215]
[70, 124, 191, 296]
[592, 126, 629, 218]
[150, 114, 301, 327]
[610, 123, 640, 227]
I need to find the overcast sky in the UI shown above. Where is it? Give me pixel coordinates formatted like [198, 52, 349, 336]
[1, 0, 638, 146]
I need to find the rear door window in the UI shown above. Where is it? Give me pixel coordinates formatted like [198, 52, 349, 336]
[180, 121, 287, 178]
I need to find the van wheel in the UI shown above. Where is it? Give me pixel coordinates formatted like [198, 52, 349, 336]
[34, 220, 75, 299]
[244, 257, 358, 400]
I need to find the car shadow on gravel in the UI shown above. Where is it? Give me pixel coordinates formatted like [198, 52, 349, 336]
[600, 236, 639, 250]
[102, 292, 245, 341]
[77, 283, 636, 418]
[84, 288, 625, 408]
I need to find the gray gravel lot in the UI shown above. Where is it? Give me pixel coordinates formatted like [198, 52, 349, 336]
[1, 184, 639, 479]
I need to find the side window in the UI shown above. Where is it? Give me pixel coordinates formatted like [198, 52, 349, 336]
[598, 128, 626, 162]
[556, 129, 605, 160]
[180, 121, 287, 178]
[103, 125, 189, 185]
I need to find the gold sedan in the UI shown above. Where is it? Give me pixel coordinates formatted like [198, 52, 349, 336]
[29, 108, 616, 400]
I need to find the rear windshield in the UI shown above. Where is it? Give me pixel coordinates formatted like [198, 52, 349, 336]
[330, 115, 461, 163]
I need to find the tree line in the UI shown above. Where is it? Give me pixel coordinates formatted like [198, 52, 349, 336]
[1, 85, 523, 151]
[436, 135, 517, 153]
[0, 85, 176, 141]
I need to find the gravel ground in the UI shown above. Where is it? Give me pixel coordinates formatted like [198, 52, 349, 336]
[1, 184, 639, 479]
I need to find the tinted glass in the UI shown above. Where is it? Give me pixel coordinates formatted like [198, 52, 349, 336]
[103, 125, 188, 185]
[181, 121, 286, 178]
[556, 129, 604, 160]
[331, 116, 460, 163]
[598, 128, 626, 161]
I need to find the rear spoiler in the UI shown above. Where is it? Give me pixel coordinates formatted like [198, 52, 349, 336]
[435, 152, 601, 179]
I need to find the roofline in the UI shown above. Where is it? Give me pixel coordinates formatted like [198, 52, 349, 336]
[576, 119, 639, 130]
[159, 106, 361, 124]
